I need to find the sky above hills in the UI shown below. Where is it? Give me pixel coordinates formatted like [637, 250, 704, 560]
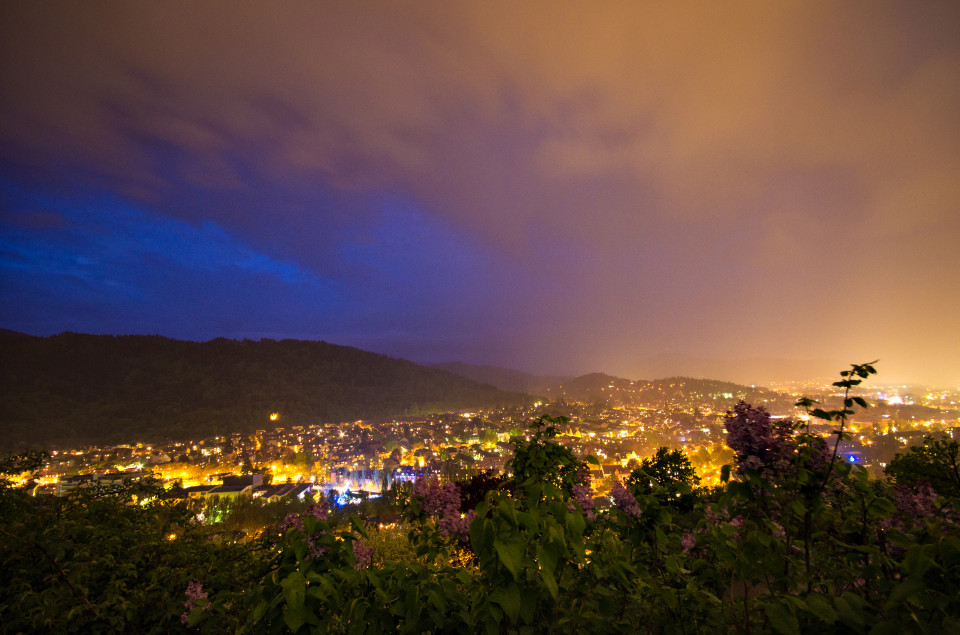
[1, 2, 958, 386]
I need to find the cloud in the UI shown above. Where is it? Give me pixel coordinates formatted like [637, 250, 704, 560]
[1, 1, 958, 383]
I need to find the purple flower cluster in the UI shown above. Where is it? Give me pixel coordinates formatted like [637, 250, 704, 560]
[306, 530, 329, 561]
[352, 538, 374, 570]
[279, 501, 333, 560]
[704, 505, 722, 525]
[413, 478, 475, 538]
[413, 478, 456, 516]
[724, 402, 795, 479]
[681, 529, 696, 554]
[610, 480, 642, 520]
[306, 501, 330, 522]
[728, 516, 744, 541]
[770, 520, 785, 540]
[440, 509, 476, 538]
[704, 504, 745, 541]
[893, 482, 938, 519]
[279, 512, 303, 533]
[569, 470, 596, 521]
[280, 501, 330, 533]
[181, 578, 208, 624]
[883, 482, 960, 532]
[797, 435, 832, 474]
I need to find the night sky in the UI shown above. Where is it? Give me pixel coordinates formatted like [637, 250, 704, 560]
[1, 2, 958, 386]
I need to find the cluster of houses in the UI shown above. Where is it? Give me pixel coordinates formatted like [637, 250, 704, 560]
[55, 471, 313, 503]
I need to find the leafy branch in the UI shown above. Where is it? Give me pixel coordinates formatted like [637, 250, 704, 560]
[795, 360, 877, 491]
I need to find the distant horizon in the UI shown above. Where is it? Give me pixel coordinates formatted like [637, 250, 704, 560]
[5, 328, 954, 390]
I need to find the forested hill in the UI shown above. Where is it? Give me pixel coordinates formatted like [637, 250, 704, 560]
[428, 361, 571, 395]
[434, 363, 796, 413]
[0, 332, 530, 450]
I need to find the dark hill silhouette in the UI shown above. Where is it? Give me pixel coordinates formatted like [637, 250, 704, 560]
[428, 361, 571, 395]
[434, 362, 796, 413]
[0, 333, 530, 450]
[552, 373, 792, 410]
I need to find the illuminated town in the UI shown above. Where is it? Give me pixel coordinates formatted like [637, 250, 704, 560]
[23, 378, 960, 509]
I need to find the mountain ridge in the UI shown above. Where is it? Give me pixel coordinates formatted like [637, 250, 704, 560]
[0, 333, 531, 450]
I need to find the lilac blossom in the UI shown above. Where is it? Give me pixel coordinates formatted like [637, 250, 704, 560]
[352, 539, 374, 570]
[280, 501, 329, 533]
[610, 480, 642, 520]
[681, 530, 696, 554]
[181, 578, 208, 624]
[797, 435, 832, 474]
[413, 478, 447, 516]
[278, 500, 333, 560]
[306, 530, 329, 560]
[440, 509, 476, 538]
[704, 505, 745, 541]
[569, 470, 596, 521]
[894, 482, 938, 519]
[704, 505, 723, 525]
[884, 482, 960, 531]
[728, 515, 744, 541]
[770, 520, 785, 540]
[306, 501, 330, 522]
[724, 401, 795, 480]
[279, 512, 304, 533]
[413, 478, 476, 538]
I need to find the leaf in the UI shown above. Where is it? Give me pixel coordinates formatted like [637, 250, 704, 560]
[537, 542, 557, 577]
[281, 571, 306, 610]
[720, 464, 731, 483]
[833, 593, 866, 628]
[541, 569, 559, 600]
[664, 555, 681, 573]
[565, 508, 586, 538]
[804, 594, 836, 624]
[867, 622, 901, 635]
[905, 545, 936, 578]
[885, 576, 926, 609]
[283, 604, 308, 632]
[494, 539, 523, 581]
[427, 588, 447, 613]
[348, 514, 366, 536]
[490, 583, 521, 623]
[764, 600, 799, 634]
[471, 518, 494, 558]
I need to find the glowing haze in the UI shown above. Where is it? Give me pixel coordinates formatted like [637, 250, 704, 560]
[1, 2, 958, 386]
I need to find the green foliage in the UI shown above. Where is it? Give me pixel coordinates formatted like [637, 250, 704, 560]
[0, 476, 271, 633]
[457, 469, 511, 510]
[628, 446, 701, 510]
[509, 415, 587, 495]
[886, 435, 960, 497]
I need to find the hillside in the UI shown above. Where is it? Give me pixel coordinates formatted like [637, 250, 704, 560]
[428, 361, 570, 395]
[0, 333, 530, 449]
[436, 362, 797, 413]
[550, 373, 795, 412]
